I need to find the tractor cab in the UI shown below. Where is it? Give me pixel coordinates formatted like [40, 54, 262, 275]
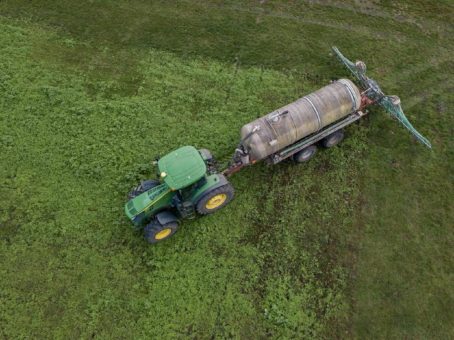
[158, 146, 207, 191]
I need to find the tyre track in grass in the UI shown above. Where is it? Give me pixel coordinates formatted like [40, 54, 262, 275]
[370, 57, 453, 116]
[405, 79, 453, 111]
[301, 0, 453, 36]
[239, 147, 365, 337]
[184, 0, 406, 42]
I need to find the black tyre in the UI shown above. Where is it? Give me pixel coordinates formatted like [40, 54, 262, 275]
[128, 179, 160, 199]
[321, 130, 344, 148]
[196, 184, 234, 215]
[144, 219, 179, 244]
[293, 145, 317, 163]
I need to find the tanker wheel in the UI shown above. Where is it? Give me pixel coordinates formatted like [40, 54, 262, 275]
[144, 219, 179, 244]
[293, 145, 317, 163]
[128, 179, 160, 199]
[321, 130, 344, 148]
[196, 184, 234, 215]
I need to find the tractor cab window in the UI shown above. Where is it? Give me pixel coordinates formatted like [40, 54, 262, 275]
[179, 176, 207, 199]
[196, 176, 207, 187]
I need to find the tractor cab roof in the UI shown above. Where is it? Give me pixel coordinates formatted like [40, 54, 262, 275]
[158, 146, 207, 190]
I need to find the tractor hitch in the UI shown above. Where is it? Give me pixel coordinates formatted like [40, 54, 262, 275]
[222, 145, 253, 177]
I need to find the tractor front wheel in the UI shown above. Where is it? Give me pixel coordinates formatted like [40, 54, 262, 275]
[196, 184, 234, 215]
[144, 219, 179, 244]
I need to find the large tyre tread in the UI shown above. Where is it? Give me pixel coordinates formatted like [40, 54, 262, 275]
[144, 219, 179, 244]
[196, 184, 234, 215]
[293, 145, 317, 163]
[321, 130, 344, 148]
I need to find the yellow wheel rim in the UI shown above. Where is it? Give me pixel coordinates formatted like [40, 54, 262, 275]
[205, 193, 227, 210]
[155, 228, 172, 240]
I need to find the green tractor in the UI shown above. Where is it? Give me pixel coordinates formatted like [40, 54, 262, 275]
[124, 146, 234, 243]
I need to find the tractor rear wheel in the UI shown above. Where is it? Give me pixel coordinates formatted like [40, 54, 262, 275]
[321, 129, 344, 148]
[144, 219, 179, 244]
[128, 179, 160, 199]
[196, 184, 234, 215]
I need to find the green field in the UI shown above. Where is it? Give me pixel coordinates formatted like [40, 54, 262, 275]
[0, 1, 452, 338]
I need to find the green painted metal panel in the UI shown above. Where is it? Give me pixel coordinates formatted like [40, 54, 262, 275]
[158, 145, 207, 190]
[190, 174, 228, 203]
[124, 182, 175, 224]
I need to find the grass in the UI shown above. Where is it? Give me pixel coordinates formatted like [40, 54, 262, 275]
[0, 0, 453, 338]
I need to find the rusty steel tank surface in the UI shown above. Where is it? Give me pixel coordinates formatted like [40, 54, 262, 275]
[240, 79, 361, 161]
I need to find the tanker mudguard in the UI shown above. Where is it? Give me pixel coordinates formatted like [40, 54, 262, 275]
[156, 211, 178, 226]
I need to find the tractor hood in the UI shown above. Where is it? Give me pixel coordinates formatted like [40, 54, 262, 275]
[158, 146, 207, 190]
[125, 183, 172, 221]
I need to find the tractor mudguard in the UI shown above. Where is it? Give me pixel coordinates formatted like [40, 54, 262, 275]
[156, 210, 178, 226]
[191, 174, 230, 203]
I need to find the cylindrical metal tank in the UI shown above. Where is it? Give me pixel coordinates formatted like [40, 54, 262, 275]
[240, 79, 361, 161]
